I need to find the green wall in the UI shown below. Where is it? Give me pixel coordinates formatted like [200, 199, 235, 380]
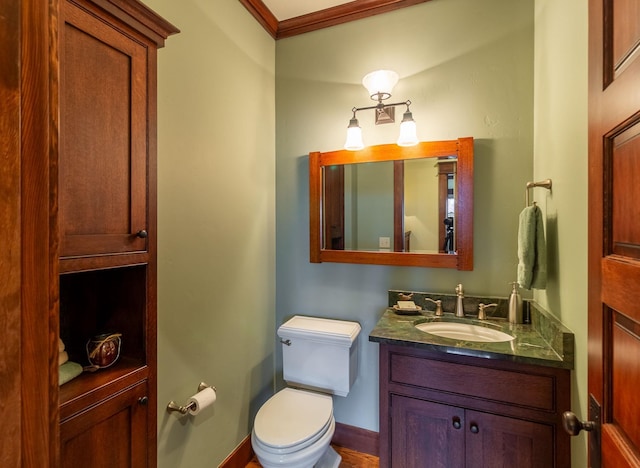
[404, 159, 441, 252]
[145, 0, 276, 466]
[144, 0, 588, 465]
[533, 1, 588, 466]
[276, 0, 535, 433]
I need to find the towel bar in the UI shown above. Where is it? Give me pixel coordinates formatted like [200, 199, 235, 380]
[525, 179, 552, 206]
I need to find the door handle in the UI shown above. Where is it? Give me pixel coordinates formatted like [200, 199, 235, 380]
[562, 411, 596, 436]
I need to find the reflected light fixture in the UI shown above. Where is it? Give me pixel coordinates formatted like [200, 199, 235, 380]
[344, 69, 418, 151]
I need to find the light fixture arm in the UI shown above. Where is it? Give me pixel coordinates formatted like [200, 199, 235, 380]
[351, 99, 412, 115]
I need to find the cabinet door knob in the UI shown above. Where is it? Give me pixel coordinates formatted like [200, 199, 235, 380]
[138, 396, 149, 405]
[562, 411, 596, 436]
[136, 229, 148, 238]
[452, 417, 462, 430]
[470, 423, 479, 434]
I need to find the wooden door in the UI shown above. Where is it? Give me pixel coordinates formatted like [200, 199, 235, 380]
[588, 0, 640, 466]
[465, 410, 554, 468]
[389, 395, 465, 468]
[323, 165, 345, 250]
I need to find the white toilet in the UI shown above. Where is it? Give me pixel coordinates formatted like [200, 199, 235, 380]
[251, 315, 361, 468]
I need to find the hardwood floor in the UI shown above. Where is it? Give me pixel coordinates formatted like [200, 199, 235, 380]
[246, 445, 380, 467]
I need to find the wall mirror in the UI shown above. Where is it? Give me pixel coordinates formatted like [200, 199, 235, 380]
[309, 137, 473, 269]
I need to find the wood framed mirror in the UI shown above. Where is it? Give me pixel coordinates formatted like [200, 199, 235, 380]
[309, 137, 473, 269]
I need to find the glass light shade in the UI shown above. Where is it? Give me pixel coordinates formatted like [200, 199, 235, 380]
[362, 70, 399, 100]
[344, 118, 364, 151]
[397, 112, 418, 147]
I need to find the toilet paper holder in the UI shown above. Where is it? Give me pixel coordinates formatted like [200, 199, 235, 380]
[167, 382, 216, 415]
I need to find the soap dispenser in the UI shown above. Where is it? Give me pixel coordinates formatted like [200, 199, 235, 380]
[508, 282, 523, 324]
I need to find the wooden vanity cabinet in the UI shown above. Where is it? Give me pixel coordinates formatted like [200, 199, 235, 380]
[56, 1, 177, 467]
[379, 344, 571, 468]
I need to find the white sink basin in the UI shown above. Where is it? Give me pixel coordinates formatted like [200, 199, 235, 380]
[415, 322, 514, 343]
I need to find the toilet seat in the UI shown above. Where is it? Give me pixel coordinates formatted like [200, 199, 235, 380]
[253, 388, 333, 453]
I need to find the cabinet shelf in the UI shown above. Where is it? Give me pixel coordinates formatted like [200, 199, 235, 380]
[59, 265, 148, 361]
[59, 357, 148, 421]
[60, 252, 149, 274]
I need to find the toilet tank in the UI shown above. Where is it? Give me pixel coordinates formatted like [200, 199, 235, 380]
[278, 316, 361, 397]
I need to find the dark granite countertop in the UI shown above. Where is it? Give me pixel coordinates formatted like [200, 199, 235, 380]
[369, 292, 574, 370]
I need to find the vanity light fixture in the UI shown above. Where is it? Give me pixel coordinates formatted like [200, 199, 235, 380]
[344, 69, 419, 151]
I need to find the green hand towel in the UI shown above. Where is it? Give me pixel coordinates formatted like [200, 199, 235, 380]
[59, 361, 83, 386]
[517, 205, 547, 290]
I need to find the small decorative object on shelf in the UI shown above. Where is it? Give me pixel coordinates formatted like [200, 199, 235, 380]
[86, 333, 122, 370]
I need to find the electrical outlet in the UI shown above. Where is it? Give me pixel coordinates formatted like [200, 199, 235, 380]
[379, 237, 391, 248]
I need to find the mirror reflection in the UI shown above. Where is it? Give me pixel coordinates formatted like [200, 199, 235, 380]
[323, 158, 457, 254]
[309, 138, 474, 270]
[404, 158, 456, 253]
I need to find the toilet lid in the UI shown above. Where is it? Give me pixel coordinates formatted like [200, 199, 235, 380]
[254, 388, 333, 451]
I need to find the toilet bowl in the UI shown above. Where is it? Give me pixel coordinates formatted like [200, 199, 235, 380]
[251, 388, 339, 468]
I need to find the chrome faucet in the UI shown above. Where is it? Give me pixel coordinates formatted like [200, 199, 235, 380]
[455, 284, 465, 317]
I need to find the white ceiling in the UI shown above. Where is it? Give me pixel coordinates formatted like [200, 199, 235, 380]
[263, 0, 352, 21]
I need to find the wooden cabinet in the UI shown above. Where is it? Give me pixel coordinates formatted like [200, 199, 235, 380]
[56, 1, 177, 467]
[379, 344, 570, 468]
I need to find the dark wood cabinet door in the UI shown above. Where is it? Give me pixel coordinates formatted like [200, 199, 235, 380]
[465, 410, 554, 468]
[390, 395, 465, 468]
[59, 0, 148, 261]
[60, 380, 149, 468]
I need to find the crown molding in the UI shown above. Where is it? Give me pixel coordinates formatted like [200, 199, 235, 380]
[239, 0, 278, 38]
[239, 0, 431, 40]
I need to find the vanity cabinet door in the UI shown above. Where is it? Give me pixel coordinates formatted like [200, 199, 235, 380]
[389, 395, 553, 468]
[465, 410, 554, 468]
[390, 395, 465, 468]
